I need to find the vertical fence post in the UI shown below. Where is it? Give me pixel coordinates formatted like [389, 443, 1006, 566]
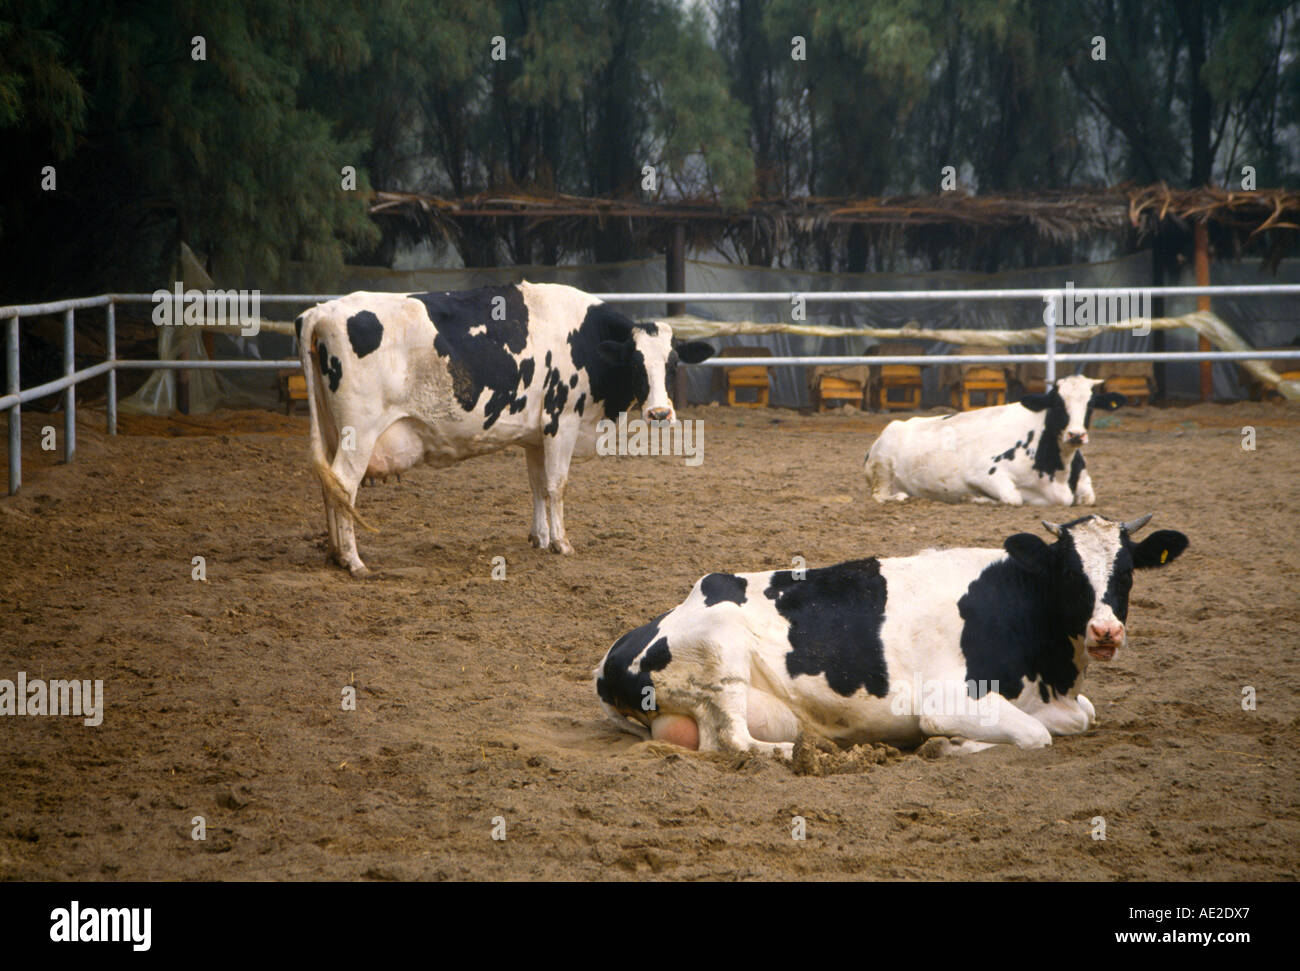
[106, 301, 117, 435]
[666, 222, 687, 407]
[1194, 221, 1213, 400]
[6, 316, 19, 495]
[1044, 289, 1058, 385]
[63, 307, 75, 463]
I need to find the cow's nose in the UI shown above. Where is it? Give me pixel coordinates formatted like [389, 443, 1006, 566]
[1088, 620, 1124, 644]
[1066, 430, 1088, 446]
[647, 407, 672, 422]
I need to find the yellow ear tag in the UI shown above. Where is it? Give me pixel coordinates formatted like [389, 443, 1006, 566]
[1160, 549, 1168, 563]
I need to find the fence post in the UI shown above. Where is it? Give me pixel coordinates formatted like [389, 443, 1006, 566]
[6, 316, 19, 495]
[1044, 290, 1058, 385]
[667, 222, 687, 407]
[63, 307, 75, 463]
[106, 301, 117, 434]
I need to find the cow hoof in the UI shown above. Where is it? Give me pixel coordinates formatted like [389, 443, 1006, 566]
[917, 736, 964, 759]
[529, 533, 548, 549]
[549, 539, 573, 555]
[348, 563, 370, 577]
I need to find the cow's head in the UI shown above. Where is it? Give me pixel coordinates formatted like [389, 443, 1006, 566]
[1020, 375, 1125, 449]
[597, 321, 714, 422]
[1003, 514, 1188, 662]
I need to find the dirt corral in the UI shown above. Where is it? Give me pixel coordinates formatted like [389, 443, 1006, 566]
[1, 399, 1297, 880]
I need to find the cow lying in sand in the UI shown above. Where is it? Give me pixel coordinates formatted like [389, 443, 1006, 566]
[594, 514, 1187, 756]
[864, 375, 1125, 506]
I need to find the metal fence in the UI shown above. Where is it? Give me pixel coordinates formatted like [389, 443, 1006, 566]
[4, 285, 1300, 496]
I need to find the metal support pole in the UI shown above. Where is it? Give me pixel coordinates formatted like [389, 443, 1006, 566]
[63, 307, 75, 462]
[1044, 298, 1057, 385]
[106, 301, 117, 434]
[667, 223, 687, 406]
[6, 316, 19, 495]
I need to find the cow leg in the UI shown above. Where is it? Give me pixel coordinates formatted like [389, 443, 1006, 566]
[523, 444, 550, 549]
[321, 480, 339, 558]
[864, 454, 907, 502]
[328, 432, 378, 576]
[919, 736, 1000, 757]
[542, 429, 578, 554]
[980, 472, 1025, 505]
[1072, 467, 1097, 505]
[707, 680, 794, 757]
[653, 673, 793, 759]
[919, 694, 1052, 749]
[1077, 693, 1097, 727]
[1034, 697, 1095, 736]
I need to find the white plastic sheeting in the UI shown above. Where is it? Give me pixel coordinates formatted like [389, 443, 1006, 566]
[128, 249, 1299, 412]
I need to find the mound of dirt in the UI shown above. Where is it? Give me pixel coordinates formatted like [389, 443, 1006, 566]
[791, 732, 904, 776]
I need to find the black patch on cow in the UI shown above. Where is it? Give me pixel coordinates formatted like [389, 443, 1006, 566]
[346, 310, 384, 358]
[596, 612, 672, 719]
[569, 373, 578, 388]
[957, 533, 1103, 701]
[294, 314, 304, 342]
[991, 426, 1037, 467]
[574, 392, 586, 416]
[1024, 387, 1068, 477]
[509, 395, 527, 415]
[764, 559, 889, 698]
[317, 341, 342, 392]
[1069, 452, 1086, 492]
[541, 362, 569, 436]
[567, 304, 651, 420]
[700, 573, 747, 607]
[413, 285, 530, 430]
[518, 356, 535, 389]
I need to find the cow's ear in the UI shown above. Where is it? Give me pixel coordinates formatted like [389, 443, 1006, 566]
[597, 340, 633, 366]
[1132, 530, 1188, 569]
[1019, 393, 1052, 411]
[1091, 391, 1126, 411]
[1004, 533, 1052, 574]
[674, 340, 714, 364]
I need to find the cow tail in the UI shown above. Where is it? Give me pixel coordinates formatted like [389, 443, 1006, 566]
[298, 308, 377, 534]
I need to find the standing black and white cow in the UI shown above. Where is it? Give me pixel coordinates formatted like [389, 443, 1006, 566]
[864, 375, 1125, 506]
[296, 282, 714, 574]
[594, 514, 1187, 756]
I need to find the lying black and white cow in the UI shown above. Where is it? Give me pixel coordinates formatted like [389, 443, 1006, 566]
[594, 514, 1187, 756]
[864, 375, 1125, 506]
[296, 283, 713, 574]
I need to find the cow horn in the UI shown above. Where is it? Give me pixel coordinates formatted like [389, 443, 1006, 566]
[1041, 520, 1064, 537]
[1121, 513, 1153, 534]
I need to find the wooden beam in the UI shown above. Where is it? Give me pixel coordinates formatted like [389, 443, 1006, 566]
[1194, 221, 1212, 400]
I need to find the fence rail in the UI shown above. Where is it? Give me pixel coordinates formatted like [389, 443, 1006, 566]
[4, 287, 1300, 496]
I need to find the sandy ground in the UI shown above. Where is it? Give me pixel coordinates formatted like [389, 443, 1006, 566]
[0, 398, 1297, 881]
